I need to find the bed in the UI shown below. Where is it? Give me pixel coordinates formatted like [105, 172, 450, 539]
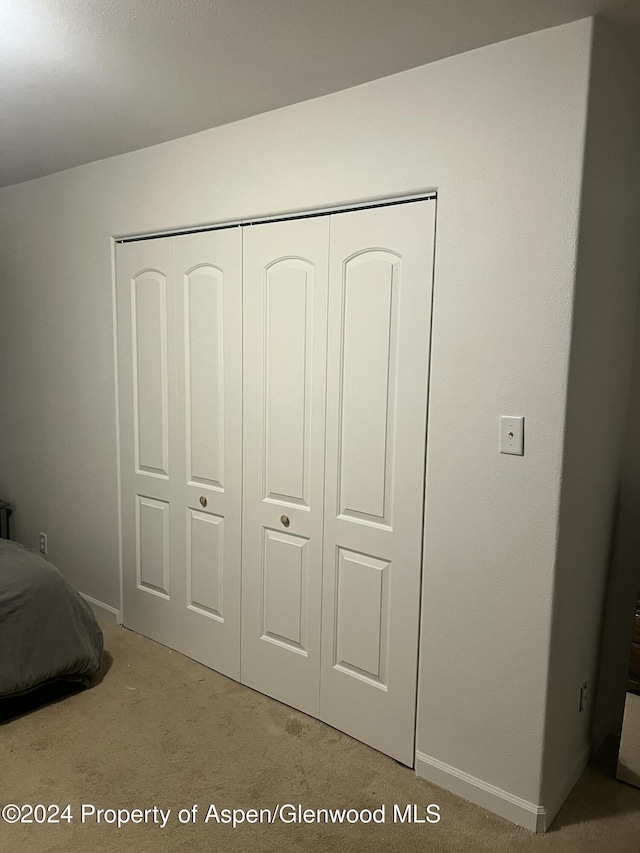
[0, 539, 103, 698]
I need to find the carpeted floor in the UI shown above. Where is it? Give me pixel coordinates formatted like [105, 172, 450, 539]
[1, 623, 639, 852]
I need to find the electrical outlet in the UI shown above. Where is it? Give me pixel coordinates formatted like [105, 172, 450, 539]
[579, 681, 588, 712]
[39, 532, 47, 555]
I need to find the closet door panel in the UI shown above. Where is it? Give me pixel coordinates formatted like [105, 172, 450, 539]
[337, 252, 397, 525]
[184, 265, 225, 489]
[136, 496, 171, 598]
[334, 547, 389, 684]
[187, 508, 224, 619]
[174, 229, 243, 679]
[263, 260, 312, 507]
[132, 271, 170, 476]
[242, 217, 329, 715]
[117, 237, 179, 648]
[262, 528, 309, 651]
[321, 201, 436, 766]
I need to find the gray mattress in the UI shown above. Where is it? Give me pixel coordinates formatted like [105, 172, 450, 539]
[0, 539, 103, 697]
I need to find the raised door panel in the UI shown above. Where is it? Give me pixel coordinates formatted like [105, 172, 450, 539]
[136, 496, 170, 598]
[187, 509, 224, 620]
[174, 229, 243, 680]
[262, 528, 309, 652]
[184, 265, 225, 490]
[241, 216, 329, 715]
[263, 260, 313, 507]
[338, 252, 398, 527]
[321, 201, 436, 766]
[132, 272, 170, 478]
[334, 547, 389, 685]
[117, 237, 178, 650]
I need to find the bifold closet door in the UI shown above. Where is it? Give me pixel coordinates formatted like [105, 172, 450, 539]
[117, 229, 243, 680]
[241, 217, 329, 716]
[320, 201, 436, 766]
[173, 230, 243, 678]
[118, 199, 435, 765]
[117, 237, 178, 652]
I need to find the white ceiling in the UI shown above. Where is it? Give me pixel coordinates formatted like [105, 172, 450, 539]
[1, 0, 639, 189]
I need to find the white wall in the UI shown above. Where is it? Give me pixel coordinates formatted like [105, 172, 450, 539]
[0, 19, 593, 823]
[539, 18, 640, 820]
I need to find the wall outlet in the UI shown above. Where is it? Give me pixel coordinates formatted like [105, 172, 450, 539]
[39, 532, 47, 555]
[579, 681, 588, 712]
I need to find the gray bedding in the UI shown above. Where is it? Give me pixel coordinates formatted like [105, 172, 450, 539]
[0, 539, 103, 697]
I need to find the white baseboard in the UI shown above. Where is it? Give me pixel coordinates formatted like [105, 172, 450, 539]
[415, 750, 547, 833]
[80, 593, 122, 626]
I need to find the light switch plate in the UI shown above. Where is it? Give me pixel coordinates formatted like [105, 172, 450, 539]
[499, 415, 524, 456]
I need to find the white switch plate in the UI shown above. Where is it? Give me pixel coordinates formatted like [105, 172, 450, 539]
[500, 415, 524, 456]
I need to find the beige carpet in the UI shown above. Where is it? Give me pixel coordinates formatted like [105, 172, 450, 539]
[1, 623, 639, 852]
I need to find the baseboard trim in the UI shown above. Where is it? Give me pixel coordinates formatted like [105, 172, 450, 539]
[80, 593, 122, 626]
[415, 750, 547, 833]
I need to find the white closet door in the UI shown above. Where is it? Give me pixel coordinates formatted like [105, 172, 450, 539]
[118, 230, 243, 680]
[117, 237, 179, 649]
[173, 229, 243, 679]
[241, 217, 329, 715]
[320, 201, 436, 766]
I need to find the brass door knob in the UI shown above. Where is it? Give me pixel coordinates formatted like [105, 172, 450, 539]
[199, 496, 208, 508]
[280, 515, 290, 528]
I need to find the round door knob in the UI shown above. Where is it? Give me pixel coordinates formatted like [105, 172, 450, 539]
[280, 515, 290, 528]
[199, 496, 208, 508]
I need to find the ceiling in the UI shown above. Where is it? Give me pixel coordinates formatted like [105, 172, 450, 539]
[1, 0, 639, 189]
